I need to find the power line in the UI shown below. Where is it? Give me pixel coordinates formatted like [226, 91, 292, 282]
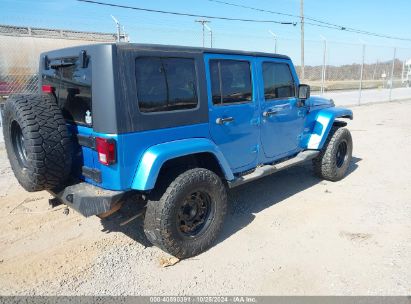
[206, 0, 411, 42]
[306, 21, 411, 42]
[77, 0, 297, 25]
[206, 0, 339, 28]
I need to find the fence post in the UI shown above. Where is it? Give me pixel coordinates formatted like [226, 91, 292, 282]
[358, 44, 365, 105]
[321, 37, 327, 95]
[389, 47, 397, 102]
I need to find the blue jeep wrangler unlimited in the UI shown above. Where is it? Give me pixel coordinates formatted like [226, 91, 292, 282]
[2, 43, 353, 258]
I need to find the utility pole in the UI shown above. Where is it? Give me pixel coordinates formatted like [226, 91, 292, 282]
[204, 23, 213, 48]
[195, 19, 211, 48]
[111, 15, 121, 42]
[300, 0, 305, 81]
[269, 30, 278, 53]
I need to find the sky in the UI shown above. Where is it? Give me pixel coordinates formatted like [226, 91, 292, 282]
[1, 0, 411, 65]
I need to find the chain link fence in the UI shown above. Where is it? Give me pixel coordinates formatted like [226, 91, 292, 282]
[0, 25, 117, 98]
[0, 24, 118, 129]
[1, 23, 411, 122]
[296, 39, 411, 106]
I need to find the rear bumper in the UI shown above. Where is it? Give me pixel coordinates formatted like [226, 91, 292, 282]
[49, 182, 125, 217]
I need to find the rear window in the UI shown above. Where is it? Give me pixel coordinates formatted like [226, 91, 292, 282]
[135, 57, 198, 113]
[57, 56, 92, 126]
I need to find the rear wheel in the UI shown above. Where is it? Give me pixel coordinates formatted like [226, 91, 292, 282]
[2, 94, 72, 192]
[144, 168, 227, 258]
[313, 127, 353, 181]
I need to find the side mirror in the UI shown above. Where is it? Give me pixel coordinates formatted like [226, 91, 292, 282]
[298, 84, 311, 100]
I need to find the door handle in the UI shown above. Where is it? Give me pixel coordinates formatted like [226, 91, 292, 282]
[275, 104, 291, 109]
[262, 110, 278, 118]
[216, 117, 234, 125]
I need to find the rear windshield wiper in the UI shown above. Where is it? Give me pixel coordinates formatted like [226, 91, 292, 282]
[44, 51, 87, 70]
[49, 60, 75, 69]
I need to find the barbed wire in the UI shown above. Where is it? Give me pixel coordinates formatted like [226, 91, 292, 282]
[0, 24, 117, 41]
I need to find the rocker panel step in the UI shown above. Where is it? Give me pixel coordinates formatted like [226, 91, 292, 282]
[228, 150, 320, 188]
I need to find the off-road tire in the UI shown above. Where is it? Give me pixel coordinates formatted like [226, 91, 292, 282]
[144, 168, 227, 258]
[313, 126, 353, 182]
[2, 94, 72, 192]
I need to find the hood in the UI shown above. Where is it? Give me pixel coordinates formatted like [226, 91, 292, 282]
[306, 95, 335, 109]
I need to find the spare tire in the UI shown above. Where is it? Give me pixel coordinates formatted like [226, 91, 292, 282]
[2, 94, 72, 192]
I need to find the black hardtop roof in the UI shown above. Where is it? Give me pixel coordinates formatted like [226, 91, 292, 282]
[116, 43, 291, 60]
[42, 42, 291, 61]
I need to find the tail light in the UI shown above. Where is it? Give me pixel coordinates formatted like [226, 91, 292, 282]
[95, 137, 116, 165]
[42, 85, 55, 93]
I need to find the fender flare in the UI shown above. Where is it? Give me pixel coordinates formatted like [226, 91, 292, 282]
[131, 138, 234, 191]
[307, 107, 353, 150]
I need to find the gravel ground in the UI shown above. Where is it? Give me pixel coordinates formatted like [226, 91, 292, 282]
[0, 100, 410, 295]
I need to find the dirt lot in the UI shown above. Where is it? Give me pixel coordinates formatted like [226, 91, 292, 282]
[0, 101, 410, 296]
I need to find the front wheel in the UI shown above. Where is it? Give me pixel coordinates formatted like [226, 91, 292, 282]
[144, 168, 227, 258]
[313, 127, 353, 181]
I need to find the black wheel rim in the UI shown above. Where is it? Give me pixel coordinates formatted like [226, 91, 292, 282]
[177, 190, 215, 238]
[11, 121, 28, 168]
[336, 140, 348, 168]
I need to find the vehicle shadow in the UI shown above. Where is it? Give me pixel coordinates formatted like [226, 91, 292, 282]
[216, 156, 361, 245]
[100, 157, 361, 250]
[100, 196, 152, 247]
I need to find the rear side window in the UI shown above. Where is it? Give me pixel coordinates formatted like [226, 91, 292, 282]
[262, 62, 295, 100]
[210, 60, 252, 105]
[135, 57, 198, 113]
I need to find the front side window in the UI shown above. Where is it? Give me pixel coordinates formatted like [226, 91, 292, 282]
[135, 57, 198, 113]
[210, 59, 252, 105]
[262, 62, 295, 100]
